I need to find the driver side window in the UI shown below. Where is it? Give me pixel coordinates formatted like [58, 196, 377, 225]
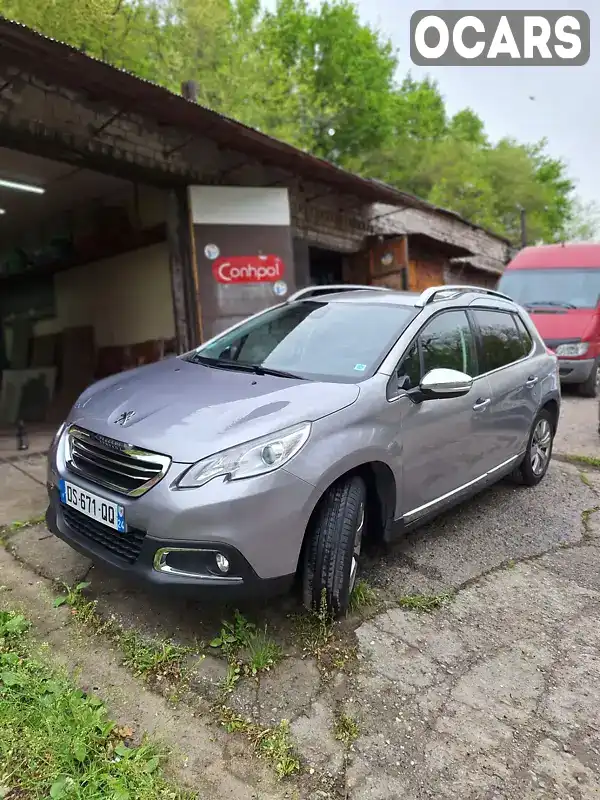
[394, 310, 476, 393]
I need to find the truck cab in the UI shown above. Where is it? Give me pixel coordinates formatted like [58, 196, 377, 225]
[498, 243, 600, 397]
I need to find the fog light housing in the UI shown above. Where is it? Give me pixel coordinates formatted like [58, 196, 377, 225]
[215, 553, 230, 573]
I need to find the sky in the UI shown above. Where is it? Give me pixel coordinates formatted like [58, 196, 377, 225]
[265, 0, 597, 205]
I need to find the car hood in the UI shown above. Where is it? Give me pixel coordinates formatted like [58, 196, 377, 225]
[528, 309, 595, 342]
[68, 357, 360, 462]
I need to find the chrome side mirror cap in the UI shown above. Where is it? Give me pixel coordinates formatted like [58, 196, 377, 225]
[416, 368, 473, 401]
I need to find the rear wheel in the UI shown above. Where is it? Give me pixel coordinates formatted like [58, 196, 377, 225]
[578, 360, 599, 398]
[515, 409, 555, 487]
[302, 475, 366, 617]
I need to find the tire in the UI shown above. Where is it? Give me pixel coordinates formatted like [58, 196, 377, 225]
[302, 475, 366, 617]
[515, 409, 555, 487]
[578, 360, 599, 398]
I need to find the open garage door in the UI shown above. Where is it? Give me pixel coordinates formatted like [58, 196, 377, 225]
[0, 147, 179, 438]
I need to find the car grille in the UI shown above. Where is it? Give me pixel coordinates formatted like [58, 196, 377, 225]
[62, 505, 146, 563]
[65, 426, 171, 497]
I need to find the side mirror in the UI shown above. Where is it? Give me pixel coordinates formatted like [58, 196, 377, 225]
[409, 368, 473, 403]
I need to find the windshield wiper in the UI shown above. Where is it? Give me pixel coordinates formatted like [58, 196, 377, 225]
[525, 300, 576, 309]
[248, 364, 306, 380]
[188, 354, 305, 380]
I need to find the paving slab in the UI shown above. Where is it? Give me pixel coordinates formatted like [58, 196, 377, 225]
[7, 522, 91, 584]
[0, 461, 47, 527]
[347, 561, 600, 799]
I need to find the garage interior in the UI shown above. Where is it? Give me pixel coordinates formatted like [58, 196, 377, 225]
[0, 147, 176, 442]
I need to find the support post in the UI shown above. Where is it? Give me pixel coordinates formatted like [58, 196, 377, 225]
[166, 187, 200, 352]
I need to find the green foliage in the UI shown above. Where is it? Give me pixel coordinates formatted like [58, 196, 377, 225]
[2, 0, 582, 242]
[0, 609, 190, 799]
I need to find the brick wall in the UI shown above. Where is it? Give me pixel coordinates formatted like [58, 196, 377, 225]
[370, 203, 511, 277]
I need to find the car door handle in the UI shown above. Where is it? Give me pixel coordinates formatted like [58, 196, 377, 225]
[473, 398, 491, 411]
[525, 376, 539, 389]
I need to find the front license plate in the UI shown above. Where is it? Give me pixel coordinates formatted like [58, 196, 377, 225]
[59, 480, 126, 532]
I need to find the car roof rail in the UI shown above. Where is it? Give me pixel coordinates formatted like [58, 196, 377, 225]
[415, 284, 513, 307]
[287, 284, 391, 302]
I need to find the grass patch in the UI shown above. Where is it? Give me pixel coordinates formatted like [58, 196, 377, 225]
[0, 609, 191, 800]
[565, 454, 600, 470]
[397, 593, 453, 613]
[209, 610, 282, 687]
[333, 711, 359, 747]
[218, 707, 300, 779]
[120, 630, 194, 683]
[349, 580, 378, 614]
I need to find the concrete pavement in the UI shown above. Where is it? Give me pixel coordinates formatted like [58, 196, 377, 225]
[2, 394, 600, 799]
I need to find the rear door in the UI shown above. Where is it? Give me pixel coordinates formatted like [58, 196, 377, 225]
[469, 308, 539, 472]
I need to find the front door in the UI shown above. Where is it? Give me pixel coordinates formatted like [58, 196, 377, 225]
[387, 309, 494, 521]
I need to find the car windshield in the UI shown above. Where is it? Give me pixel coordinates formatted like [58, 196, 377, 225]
[498, 268, 600, 310]
[185, 299, 416, 382]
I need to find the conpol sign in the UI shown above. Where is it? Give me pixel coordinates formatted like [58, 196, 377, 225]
[212, 254, 285, 284]
[410, 10, 590, 66]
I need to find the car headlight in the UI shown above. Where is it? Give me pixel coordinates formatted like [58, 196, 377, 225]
[555, 342, 589, 357]
[176, 422, 312, 489]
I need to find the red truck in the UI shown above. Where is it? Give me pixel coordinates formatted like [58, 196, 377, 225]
[498, 243, 600, 397]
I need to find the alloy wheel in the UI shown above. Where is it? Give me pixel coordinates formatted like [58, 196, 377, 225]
[531, 418, 552, 476]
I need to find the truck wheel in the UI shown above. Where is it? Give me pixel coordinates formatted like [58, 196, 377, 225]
[302, 475, 366, 617]
[579, 360, 599, 398]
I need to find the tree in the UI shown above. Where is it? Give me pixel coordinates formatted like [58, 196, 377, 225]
[1, 0, 584, 243]
[563, 199, 600, 242]
[257, 0, 398, 160]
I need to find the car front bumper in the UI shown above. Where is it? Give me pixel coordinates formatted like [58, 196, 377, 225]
[557, 357, 595, 383]
[46, 434, 319, 598]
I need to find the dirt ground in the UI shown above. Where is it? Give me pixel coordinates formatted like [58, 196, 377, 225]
[1, 392, 600, 799]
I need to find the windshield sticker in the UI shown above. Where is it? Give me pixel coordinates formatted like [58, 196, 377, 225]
[273, 280, 288, 296]
[204, 243, 220, 260]
[354, 363, 367, 371]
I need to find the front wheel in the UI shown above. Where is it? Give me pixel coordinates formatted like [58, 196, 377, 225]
[302, 475, 366, 617]
[515, 409, 555, 487]
[578, 360, 599, 398]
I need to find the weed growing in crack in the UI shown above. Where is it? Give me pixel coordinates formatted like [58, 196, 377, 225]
[397, 592, 453, 612]
[349, 580, 378, 613]
[246, 630, 283, 676]
[0, 513, 46, 545]
[580, 471, 593, 488]
[291, 590, 356, 674]
[581, 506, 600, 535]
[333, 712, 359, 747]
[210, 610, 282, 684]
[53, 581, 199, 694]
[217, 707, 300, 779]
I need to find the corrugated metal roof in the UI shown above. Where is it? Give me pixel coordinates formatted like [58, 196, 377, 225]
[0, 16, 511, 245]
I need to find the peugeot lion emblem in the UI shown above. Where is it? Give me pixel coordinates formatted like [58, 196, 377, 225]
[115, 410, 136, 426]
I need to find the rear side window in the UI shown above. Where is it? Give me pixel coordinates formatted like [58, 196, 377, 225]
[472, 309, 528, 373]
[513, 314, 534, 357]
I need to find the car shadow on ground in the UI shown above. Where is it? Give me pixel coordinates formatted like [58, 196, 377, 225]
[86, 459, 592, 654]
